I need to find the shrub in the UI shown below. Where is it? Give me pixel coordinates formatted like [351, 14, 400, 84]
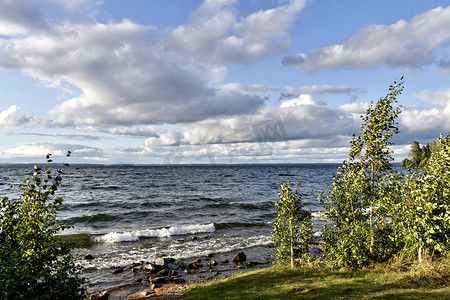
[273, 181, 314, 268]
[393, 134, 450, 262]
[0, 153, 88, 299]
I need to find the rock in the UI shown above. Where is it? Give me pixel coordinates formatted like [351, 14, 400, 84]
[194, 258, 202, 263]
[245, 261, 258, 267]
[156, 269, 169, 277]
[151, 277, 167, 285]
[89, 290, 110, 300]
[232, 251, 246, 262]
[132, 265, 142, 272]
[154, 257, 169, 267]
[143, 263, 162, 274]
[191, 236, 198, 240]
[111, 267, 124, 274]
[168, 275, 185, 284]
[208, 260, 218, 266]
[261, 257, 270, 264]
[125, 262, 140, 269]
[187, 262, 201, 270]
[124, 288, 155, 299]
[221, 259, 229, 264]
[206, 253, 214, 258]
[136, 243, 145, 249]
[167, 257, 176, 263]
[141, 278, 154, 289]
[84, 254, 95, 260]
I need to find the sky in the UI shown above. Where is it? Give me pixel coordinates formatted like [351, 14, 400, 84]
[0, 0, 449, 165]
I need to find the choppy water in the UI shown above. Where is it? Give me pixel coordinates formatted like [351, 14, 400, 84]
[1, 164, 338, 287]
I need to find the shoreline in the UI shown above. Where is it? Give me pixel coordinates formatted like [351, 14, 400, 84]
[86, 244, 277, 300]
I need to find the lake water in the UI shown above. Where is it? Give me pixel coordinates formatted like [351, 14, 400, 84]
[0, 164, 339, 289]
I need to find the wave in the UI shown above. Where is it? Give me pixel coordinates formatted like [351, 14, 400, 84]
[214, 222, 268, 230]
[311, 211, 326, 220]
[204, 202, 262, 210]
[65, 213, 119, 223]
[93, 223, 215, 243]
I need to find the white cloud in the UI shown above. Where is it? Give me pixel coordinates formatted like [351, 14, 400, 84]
[280, 95, 316, 107]
[415, 88, 450, 107]
[168, 0, 307, 64]
[219, 83, 363, 95]
[1, 20, 265, 126]
[283, 5, 450, 72]
[338, 102, 369, 113]
[0, 142, 107, 162]
[0, 105, 20, 127]
[400, 88, 450, 133]
[144, 96, 358, 149]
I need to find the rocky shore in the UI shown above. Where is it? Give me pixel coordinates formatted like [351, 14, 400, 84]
[86, 241, 276, 300]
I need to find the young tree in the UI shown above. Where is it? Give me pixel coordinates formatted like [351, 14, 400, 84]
[394, 134, 450, 262]
[0, 153, 88, 299]
[320, 78, 404, 268]
[273, 181, 314, 268]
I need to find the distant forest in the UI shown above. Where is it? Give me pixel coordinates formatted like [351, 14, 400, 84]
[401, 138, 442, 168]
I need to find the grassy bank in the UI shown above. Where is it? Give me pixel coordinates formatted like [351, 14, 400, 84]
[180, 261, 450, 299]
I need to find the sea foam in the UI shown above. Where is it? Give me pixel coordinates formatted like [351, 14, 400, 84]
[93, 223, 215, 243]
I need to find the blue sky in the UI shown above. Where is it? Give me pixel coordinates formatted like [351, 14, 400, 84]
[0, 0, 449, 164]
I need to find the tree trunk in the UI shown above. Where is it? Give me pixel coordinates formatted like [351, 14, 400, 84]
[418, 247, 422, 263]
[290, 219, 294, 268]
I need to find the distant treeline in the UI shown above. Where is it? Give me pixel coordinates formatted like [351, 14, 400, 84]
[401, 138, 442, 168]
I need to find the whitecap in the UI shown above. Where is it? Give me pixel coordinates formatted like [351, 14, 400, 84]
[93, 223, 215, 243]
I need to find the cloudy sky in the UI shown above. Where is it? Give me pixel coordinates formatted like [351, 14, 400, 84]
[0, 0, 449, 164]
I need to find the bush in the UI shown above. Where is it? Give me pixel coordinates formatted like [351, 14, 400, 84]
[273, 181, 314, 268]
[0, 153, 88, 299]
[393, 134, 450, 262]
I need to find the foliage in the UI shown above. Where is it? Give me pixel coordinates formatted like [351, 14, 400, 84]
[0, 153, 88, 300]
[393, 134, 450, 262]
[320, 78, 404, 268]
[273, 181, 314, 268]
[401, 139, 440, 169]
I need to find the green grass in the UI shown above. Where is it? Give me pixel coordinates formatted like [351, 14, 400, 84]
[181, 263, 450, 299]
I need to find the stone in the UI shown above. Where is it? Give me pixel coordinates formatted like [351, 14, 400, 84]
[154, 257, 169, 267]
[151, 277, 167, 285]
[84, 254, 95, 260]
[89, 290, 110, 300]
[167, 257, 176, 263]
[124, 288, 155, 299]
[261, 257, 270, 264]
[208, 260, 218, 266]
[232, 251, 246, 262]
[206, 253, 214, 258]
[168, 275, 185, 284]
[156, 269, 169, 277]
[111, 267, 124, 274]
[221, 259, 229, 264]
[187, 262, 201, 269]
[245, 261, 258, 267]
[143, 263, 162, 274]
